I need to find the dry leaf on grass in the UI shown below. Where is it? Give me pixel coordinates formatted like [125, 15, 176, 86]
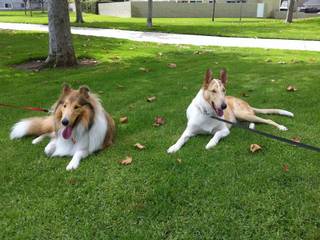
[116, 84, 125, 89]
[287, 85, 297, 92]
[154, 116, 165, 127]
[158, 52, 163, 56]
[119, 116, 128, 124]
[139, 67, 150, 72]
[291, 136, 301, 143]
[277, 61, 286, 64]
[283, 164, 289, 172]
[265, 58, 272, 63]
[241, 92, 249, 97]
[134, 143, 145, 150]
[176, 158, 182, 164]
[250, 144, 262, 153]
[147, 96, 156, 102]
[120, 156, 132, 165]
[168, 63, 177, 68]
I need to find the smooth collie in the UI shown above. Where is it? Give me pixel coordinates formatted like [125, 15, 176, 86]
[167, 68, 294, 153]
[10, 84, 115, 170]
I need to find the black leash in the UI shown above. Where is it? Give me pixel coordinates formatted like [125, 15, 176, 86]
[210, 115, 320, 153]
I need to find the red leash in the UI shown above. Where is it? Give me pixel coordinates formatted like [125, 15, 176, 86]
[0, 103, 49, 113]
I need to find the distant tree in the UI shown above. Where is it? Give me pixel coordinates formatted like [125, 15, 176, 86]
[39, 0, 45, 13]
[45, 0, 77, 67]
[285, 0, 295, 23]
[75, 0, 84, 23]
[23, 0, 28, 15]
[29, 0, 33, 16]
[147, 0, 153, 27]
[211, 0, 216, 22]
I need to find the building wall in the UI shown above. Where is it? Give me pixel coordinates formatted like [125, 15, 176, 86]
[99, 2, 263, 18]
[99, 2, 132, 17]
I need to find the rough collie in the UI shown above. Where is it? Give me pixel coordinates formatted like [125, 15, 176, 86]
[10, 84, 115, 170]
[167, 68, 294, 153]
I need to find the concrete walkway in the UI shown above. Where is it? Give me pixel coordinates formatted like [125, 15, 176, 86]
[0, 22, 320, 52]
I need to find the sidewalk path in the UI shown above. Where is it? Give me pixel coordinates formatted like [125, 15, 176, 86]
[1, 22, 319, 52]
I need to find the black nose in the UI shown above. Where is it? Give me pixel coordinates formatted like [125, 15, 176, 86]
[61, 118, 69, 126]
[221, 103, 227, 110]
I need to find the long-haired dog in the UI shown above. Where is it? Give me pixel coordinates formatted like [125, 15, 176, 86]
[167, 68, 294, 153]
[10, 84, 115, 170]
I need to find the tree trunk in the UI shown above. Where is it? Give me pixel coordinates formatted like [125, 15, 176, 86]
[285, 0, 295, 23]
[211, 0, 216, 22]
[75, 0, 84, 24]
[41, 1, 44, 13]
[29, 0, 32, 17]
[147, 0, 152, 28]
[24, 2, 27, 15]
[45, 0, 77, 67]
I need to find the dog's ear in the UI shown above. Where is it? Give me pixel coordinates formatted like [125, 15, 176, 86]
[62, 83, 71, 95]
[220, 68, 227, 86]
[79, 85, 90, 98]
[203, 69, 213, 88]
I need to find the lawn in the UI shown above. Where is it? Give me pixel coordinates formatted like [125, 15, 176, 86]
[1, 29, 320, 239]
[0, 11, 320, 40]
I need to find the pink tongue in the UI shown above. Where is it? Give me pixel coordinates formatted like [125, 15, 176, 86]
[217, 109, 224, 117]
[62, 126, 72, 139]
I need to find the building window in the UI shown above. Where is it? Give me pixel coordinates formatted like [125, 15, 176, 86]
[190, 0, 202, 3]
[5, 3, 12, 8]
[21, 3, 25, 8]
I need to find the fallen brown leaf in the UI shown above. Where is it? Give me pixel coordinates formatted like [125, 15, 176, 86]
[250, 144, 262, 153]
[147, 96, 156, 102]
[119, 116, 128, 124]
[176, 158, 182, 164]
[241, 92, 249, 97]
[291, 136, 301, 143]
[139, 67, 150, 72]
[287, 85, 297, 92]
[120, 156, 132, 165]
[154, 116, 165, 127]
[283, 164, 289, 172]
[134, 143, 145, 150]
[168, 63, 177, 68]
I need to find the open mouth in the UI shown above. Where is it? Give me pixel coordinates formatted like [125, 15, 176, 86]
[211, 102, 224, 117]
[62, 126, 73, 140]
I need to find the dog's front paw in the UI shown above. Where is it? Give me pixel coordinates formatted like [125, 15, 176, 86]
[66, 160, 80, 171]
[278, 125, 288, 131]
[205, 140, 218, 150]
[44, 143, 55, 156]
[167, 145, 179, 154]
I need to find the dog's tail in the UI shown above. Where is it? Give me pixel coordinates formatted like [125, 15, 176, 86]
[252, 108, 294, 117]
[10, 116, 54, 140]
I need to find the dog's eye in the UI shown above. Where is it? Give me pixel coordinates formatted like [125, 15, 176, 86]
[212, 90, 216, 93]
[222, 88, 226, 92]
[74, 106, 79, 110]
[63, 104, 67, 108]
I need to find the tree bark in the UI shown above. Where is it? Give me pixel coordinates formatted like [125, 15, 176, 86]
[147, 0, 152, 28]
[45, 0, 77, 67]
[75, 0, 84, 24]
[285, 0, 295, 23]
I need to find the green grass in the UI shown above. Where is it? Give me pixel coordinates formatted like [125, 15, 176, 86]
[0, 11, 320, 40]
[1, 29, 320, 239]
